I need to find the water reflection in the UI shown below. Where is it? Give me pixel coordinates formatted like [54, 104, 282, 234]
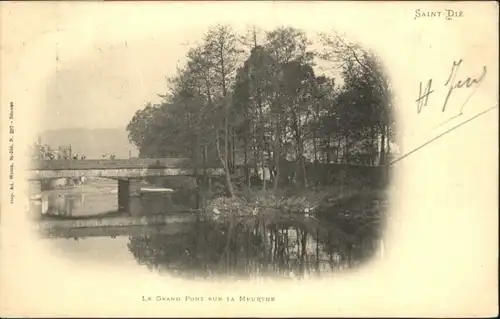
[40, 192, 118, 217]
[43, 192, 83, 216]
[39, 180, 195, 218]
[44, 215, 383, 279]
[126, 208, 383, 279]
[38, 178, 386, 280]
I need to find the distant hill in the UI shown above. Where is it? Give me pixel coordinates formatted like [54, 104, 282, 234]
[39, 127, 139, 159]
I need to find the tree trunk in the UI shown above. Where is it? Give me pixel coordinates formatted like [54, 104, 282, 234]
[224, 116, 229, 173]
[313, 131, 318, 163]
[244, 132, 250, 187]
[203, 145, 208, 190]
[343, 135, 349, 164]
[227, 125, 232, 174]
[370, 126, 377, 166]
[387, 132, 391, 154]
[273, 113, 281, 191]
[296, 137, 308, 187]
[193, 135, 200, 187]
[261, 148, 266, 191]
[258, 93, 266, 191]
[252, 138, 259, 182]
[336, 136, 341, 163]
[216, 130, 235, 198]
[379, 124, 386, 166]
[326, 136, 332, 164]
[232, 126, 237, 173]
[301, 154, 308, 188]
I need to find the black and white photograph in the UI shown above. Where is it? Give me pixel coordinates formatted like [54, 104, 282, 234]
[1, 1, 498, 317]
[29, 20, 395, 280]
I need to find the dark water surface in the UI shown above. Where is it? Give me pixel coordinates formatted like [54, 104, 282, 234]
[34, 178, 386, 280]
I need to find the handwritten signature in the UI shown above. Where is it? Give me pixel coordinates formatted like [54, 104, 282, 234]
[416, 59, 487, 116]
[388, 61, 493, 165]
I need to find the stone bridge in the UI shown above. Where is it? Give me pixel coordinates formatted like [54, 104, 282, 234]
[28, 158, 223, 180]
[28, 158, 224, 214]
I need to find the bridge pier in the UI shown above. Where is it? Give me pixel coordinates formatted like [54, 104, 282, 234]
[118, 179, 141, 213]
[118, 180, 130, 212]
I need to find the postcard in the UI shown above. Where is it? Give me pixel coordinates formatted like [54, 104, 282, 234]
[1, 1, 498, 317]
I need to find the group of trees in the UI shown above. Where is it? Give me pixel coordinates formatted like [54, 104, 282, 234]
[127, 25, 396, 195]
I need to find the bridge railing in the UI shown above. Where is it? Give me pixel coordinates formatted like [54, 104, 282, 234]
[29, 158, 223, 170]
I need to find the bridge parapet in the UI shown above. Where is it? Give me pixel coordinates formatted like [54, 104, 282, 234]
[28, 168, 224, 180]
[30, 158, 199, 170]
[27, 158, 224, 180]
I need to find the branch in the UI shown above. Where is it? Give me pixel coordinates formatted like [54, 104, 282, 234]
[335, 35, 390, 102]
[322, 33, 390, 103]
[335, 35, 372, 75]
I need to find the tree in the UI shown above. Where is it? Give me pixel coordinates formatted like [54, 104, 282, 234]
[126, 25, 397, 193]
[264, 27, 316, 189]
[124, 26, 395, 274]
[233, 45, 278, 190]
[320, 31, 395, 165]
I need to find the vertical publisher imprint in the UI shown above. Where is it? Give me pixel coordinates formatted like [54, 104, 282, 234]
[9, 102, 15, 204]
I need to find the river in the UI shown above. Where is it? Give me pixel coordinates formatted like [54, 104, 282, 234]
[33, 177, 385, 280]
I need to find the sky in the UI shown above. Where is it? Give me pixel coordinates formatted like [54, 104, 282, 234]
[4, 1, 495, 137]
[3, 1, 385, 132]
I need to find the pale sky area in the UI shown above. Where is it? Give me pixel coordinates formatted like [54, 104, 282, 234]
[4, 1, 379, 132]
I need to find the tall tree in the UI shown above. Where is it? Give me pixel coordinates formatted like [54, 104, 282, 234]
[233, 45, 277, 190]
[264, 27, 315, 189]
[203, 25, 243, 177]
[126, 25, 398, 197]
[320, 31, 395, 165]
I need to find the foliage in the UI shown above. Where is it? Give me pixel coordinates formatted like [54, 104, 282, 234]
[126, 25, 397, 193]
[124, 25, 394, 276]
